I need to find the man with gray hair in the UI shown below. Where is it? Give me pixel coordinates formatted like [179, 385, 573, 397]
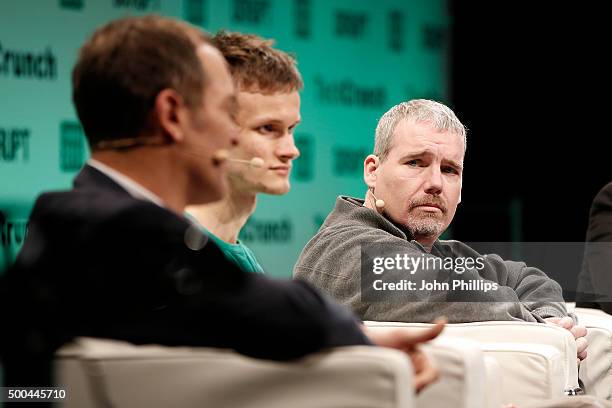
[294, 99, 587, 360]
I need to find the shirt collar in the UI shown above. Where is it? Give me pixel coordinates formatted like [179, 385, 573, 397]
[87, 159, 165, 208]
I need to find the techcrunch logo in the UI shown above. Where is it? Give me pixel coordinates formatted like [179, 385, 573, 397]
[372, 254, 486, 275]
[388, 10, 403, 51]
[333, 146, 368, 176]
[314, 76, 386, 108]
[113, 0, 160, 10]
[0, 218, 28, 248]
[59, 121, 86, 172]
[185, 0, 206, 26]
[293, 134, 313, 181]
[240, 217, 292, 243]
[422, 25, 447, 51]
[59, 0, 84, 10]
[232, 0, 270, 24]
[334, 10, 368, 38]
[0, 42, 56, 80]
[294, 0, 310, 38]
[0, 126, 30, 162]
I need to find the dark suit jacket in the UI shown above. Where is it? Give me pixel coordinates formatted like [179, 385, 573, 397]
[0, 165, 369, 386]
[577, 181, 612, 313]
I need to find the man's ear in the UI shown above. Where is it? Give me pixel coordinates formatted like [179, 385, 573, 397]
[364, 154, 380, 188]
[154, 89, 188, 144]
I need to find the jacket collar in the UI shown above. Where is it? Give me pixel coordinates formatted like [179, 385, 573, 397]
[73, 164, 131, 196]
[327, 195, 443, 254]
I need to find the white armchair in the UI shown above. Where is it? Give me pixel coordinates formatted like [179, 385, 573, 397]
[53, 336, 500, 408]
[570, 305, 612, 400]
[418, 337, 500, 408]
[365, 321, 580, 407]
[55, 337, 416, 408]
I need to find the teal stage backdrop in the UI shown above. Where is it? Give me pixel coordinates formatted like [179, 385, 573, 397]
[0, 0, 449, 277]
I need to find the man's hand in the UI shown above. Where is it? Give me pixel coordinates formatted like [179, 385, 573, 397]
[363, 318, 445, 393]
[544, 316, 588, 360]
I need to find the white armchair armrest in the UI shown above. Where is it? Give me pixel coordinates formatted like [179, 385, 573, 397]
[483, 356, 503, 407]
[572, 307, 612, 399]
[55, 337, 415, 408]
[365, 321, 579, 407]
[419, 337, 498, 408]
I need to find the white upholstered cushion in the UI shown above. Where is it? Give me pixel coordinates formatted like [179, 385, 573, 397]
[55, 338, 416, 408]
[365, 321, 579, 406]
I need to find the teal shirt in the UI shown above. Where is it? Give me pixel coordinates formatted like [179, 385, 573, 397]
[184, 214, 264, 274]
[206, 230, 265, 274]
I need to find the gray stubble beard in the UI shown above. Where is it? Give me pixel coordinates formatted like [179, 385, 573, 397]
[406, 212, 445, 238]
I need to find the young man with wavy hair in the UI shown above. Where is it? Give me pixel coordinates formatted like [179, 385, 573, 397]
[187, 31, 302, 273]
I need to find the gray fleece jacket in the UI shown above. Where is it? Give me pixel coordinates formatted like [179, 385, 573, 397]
[294, 196, 570, 323]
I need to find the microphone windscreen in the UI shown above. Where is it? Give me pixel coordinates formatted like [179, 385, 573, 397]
[213, 149, 229, 162]
[250, 157, 265, 169]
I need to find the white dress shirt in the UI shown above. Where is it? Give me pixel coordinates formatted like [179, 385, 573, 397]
[87, 158, 166, 208]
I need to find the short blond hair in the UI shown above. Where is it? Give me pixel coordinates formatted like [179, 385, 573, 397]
[374, 99, 467, 162]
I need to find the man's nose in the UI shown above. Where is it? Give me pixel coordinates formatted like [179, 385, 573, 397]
[276, 133, 300, 161]
[423, 166, 443, 195]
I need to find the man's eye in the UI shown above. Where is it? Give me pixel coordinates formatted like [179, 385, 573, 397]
[442, 166, 458, 175]
[258, 125, 276, 134]
[405, 159, 419, 167]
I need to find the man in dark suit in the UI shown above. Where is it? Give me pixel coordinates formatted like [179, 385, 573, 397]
[0, 15, 442, 392]
[577, 182, 612, 313]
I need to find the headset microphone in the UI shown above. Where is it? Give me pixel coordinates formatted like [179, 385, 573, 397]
[370, 189, 385, 209]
